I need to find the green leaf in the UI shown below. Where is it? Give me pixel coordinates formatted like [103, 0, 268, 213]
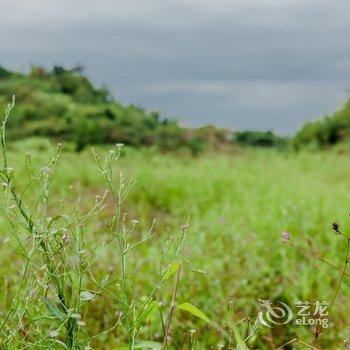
[143, 301, 159, 322]
[43, 298, 65, 321]
[163, 261, 180, 280]
[231, 323, 249, 350]
[135, 301, 159, 328]
[47, 215, 62, 229]
[114, 341, 161, 349]
[177, 302, 211, 324]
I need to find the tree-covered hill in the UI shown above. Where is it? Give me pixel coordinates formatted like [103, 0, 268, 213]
[0, 65, 285, 152]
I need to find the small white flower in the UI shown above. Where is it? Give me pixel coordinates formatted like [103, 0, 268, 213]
[77, 320, 86, 326]
[114, 310, 124, 318]
[71, 313, 81, 319]
[41, 166, 51, 174]
[48, 329, 59, 338]
[80, 291, 95, 302]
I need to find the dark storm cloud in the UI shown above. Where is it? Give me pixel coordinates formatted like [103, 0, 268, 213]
[1, 0, 350, 133]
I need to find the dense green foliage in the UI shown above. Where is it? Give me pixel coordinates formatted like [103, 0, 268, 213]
[294, 99, 350, 149]
[5, 64, 350, 152]
[0, 66, 236, 153]
[0, 65, 287, 153]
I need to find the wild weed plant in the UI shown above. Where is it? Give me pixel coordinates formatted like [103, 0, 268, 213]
[0, 98, 194, 349]
[278, 221, 350, 349]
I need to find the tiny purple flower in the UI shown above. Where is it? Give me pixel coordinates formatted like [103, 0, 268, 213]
[282, 231, 291, 242]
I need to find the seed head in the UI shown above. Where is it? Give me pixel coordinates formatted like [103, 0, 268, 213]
[332, 222, 340, 234]
[48, 329, 59, 338]
[61, 233, 70, 245]
[41, 166, 51, 174]
[80, 291, 95, 302]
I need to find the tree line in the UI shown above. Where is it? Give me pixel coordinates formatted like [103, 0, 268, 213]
[6, 65, 346, 152]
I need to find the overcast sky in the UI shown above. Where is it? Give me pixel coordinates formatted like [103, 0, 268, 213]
[1, 0, 350, 134]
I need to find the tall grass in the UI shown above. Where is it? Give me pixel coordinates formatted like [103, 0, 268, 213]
[2, 101, 350, 348]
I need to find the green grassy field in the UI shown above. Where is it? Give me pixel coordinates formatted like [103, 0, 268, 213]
[1, 138, 350, 349]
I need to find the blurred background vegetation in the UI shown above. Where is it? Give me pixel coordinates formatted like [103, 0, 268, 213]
[2, 64, 350, 153]
[293, 99, 350, 150]
[0, 65, 286, 153]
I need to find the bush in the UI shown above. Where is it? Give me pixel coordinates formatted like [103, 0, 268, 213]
[294, 99, 350, 149]
[234, 130, 285, 147]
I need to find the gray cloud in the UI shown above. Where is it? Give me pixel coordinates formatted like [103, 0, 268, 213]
[1, 0, 349, 133]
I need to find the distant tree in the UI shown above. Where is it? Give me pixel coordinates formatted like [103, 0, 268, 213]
[0, 66, 12, 79]
[235, 130, 285, 147]
[294, 99, 350, 149]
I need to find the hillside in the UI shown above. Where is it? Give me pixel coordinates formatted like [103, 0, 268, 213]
[0, 65, 284, 152]
[0, 66, 228, 153]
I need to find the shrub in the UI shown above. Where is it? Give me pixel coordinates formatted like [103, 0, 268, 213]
[294, 99, 350, 149]
[234, 130, 285, 147]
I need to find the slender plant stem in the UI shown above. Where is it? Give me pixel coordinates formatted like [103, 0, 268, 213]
[162, 265, 181, 349]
